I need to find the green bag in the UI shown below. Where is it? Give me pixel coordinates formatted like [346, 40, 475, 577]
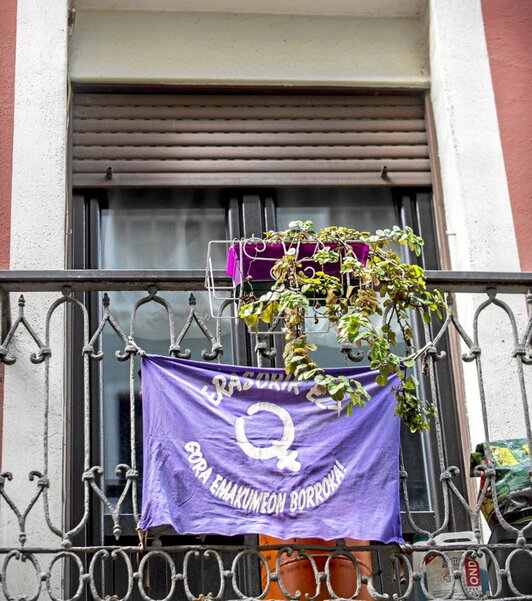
[470, 438, 532, 528]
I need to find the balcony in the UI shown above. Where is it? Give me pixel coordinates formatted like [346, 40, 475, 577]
[0, 270, 530, 601]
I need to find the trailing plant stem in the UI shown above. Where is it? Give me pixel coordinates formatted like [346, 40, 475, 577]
[238, 221, 446, 432]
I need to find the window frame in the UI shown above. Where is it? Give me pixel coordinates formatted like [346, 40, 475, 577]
[67, 86, 470, 597]
[70, 186, 470, 534]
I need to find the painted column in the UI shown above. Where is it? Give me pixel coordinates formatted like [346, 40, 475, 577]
[1, 0, 69, 560]
[429, 0, 528, 448]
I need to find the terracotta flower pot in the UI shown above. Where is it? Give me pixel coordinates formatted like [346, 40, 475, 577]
[259, 535, 373, 601]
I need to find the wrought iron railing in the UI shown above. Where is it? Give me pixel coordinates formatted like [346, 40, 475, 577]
[0, 270, 531, 601]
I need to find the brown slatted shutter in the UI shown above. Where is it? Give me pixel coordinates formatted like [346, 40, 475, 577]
[72, 93, 431, 187]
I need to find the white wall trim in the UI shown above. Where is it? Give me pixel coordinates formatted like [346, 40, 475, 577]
[76, 0, 427, 18]
[429, 0, 518, 273]
[1, 0, 69, 551]
[69, 10, 429, 87]
[429, 0, 526, 448]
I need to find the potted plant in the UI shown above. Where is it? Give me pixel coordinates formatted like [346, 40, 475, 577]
[237, 220, 446, 433]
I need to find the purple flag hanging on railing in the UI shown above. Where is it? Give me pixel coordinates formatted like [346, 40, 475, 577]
[138, 354, 404, 543]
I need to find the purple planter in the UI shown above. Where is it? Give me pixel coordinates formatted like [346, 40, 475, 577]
[226, 241, 369, 284]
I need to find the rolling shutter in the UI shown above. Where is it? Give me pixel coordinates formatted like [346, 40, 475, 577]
[72, 93, 431, 187]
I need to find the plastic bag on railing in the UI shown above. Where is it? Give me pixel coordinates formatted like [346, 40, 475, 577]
[470, 438, 532, 529]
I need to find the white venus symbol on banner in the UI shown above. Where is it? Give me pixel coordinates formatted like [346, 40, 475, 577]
[234, 402, 301, 472]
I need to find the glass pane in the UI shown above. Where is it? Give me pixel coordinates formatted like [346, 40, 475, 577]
[99, 189, 231, 505]
[276, 186, 400, 368]
[276, 187, 431, 512]
[101, 188, 227, 270]
[100, 290, 233, 507]
[275, 188, 398, 233]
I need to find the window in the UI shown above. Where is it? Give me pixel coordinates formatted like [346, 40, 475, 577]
[70, 90, 469, 598]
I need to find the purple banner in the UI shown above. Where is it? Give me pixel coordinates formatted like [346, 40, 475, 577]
[139, 355, 404, 543]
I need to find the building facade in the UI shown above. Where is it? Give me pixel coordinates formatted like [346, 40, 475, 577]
[0, 1, 531, 599]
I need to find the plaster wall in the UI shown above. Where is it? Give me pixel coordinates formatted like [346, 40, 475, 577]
[429, 0, 529, 446]
[0, 0, 69, 563]
[69, 10, 429, 87]
[482, 0, 532, 272]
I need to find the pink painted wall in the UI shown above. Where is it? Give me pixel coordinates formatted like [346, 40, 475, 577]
[0, 0, 17, 468]
[0, 0, 16, 272]
[482, 0, 532, 272]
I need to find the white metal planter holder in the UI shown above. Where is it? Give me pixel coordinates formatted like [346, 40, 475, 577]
[204, 236, 367, 332]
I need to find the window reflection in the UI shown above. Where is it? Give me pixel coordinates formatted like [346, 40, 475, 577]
[100, 189, 230, 505]
[101, 188, 228, 270]
[276, 188, 398, 232]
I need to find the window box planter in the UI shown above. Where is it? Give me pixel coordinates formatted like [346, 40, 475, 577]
[226, 240, 369, 284]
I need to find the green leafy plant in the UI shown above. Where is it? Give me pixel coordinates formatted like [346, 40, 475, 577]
[238, 221, 447, 432]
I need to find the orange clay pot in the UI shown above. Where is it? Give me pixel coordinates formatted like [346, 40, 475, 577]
[259, 535, 373, 601]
